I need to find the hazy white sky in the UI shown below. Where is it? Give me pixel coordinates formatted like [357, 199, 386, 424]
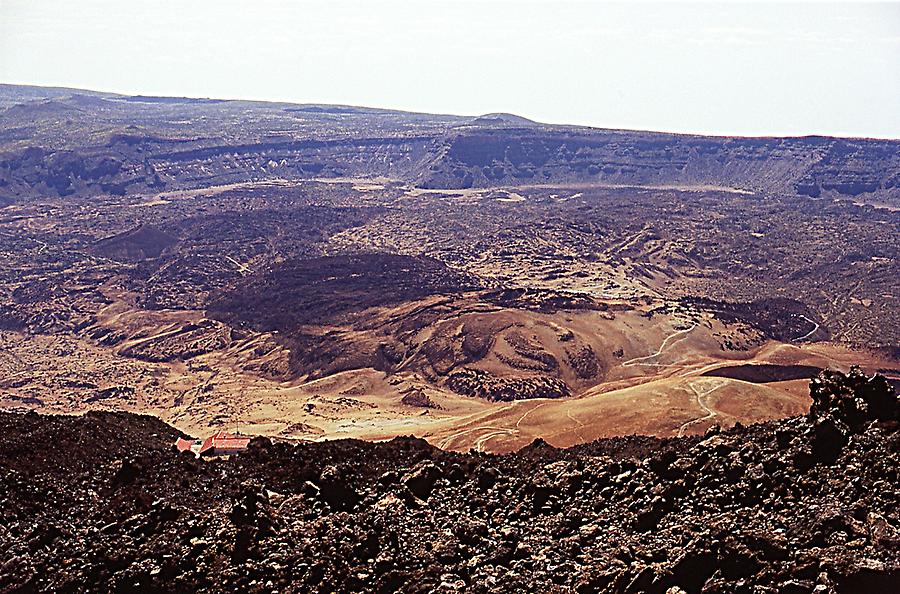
[1, 1, 898, 137]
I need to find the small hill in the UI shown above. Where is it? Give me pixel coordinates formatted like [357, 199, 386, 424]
[470, 113, 537, 126]
[93, 225, 178, 262]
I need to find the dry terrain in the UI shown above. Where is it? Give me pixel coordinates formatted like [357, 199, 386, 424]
[1, 85, 898, 452]
[2, 368, 898, 593]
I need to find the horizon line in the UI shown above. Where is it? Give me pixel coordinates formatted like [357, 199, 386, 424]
[3, 80, 899, 143]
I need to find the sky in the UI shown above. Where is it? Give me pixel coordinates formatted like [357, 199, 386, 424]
[1, 1, 898, 138]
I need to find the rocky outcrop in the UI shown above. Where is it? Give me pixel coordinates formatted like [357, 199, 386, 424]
[446, 367, 571, 401]
[0, 369, 898, 592]
[400, 388, 442, 409]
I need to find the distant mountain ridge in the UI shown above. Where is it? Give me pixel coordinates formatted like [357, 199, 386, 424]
[0, 84, 898, 204]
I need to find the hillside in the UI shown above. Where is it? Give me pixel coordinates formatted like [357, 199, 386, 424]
[1, 369, 897, 593]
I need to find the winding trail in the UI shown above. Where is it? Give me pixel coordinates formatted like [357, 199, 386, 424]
[565, 406, 586, 442]
[515, 401, 550, 429]
[682, 361, 730, 378]
[438, 400, 550, 451]
[676, 380, 727, 437]
[225, 256, 252, 275]
[472, 429, 517, 452]
[621, 324, 697, 367]
[794, 315, 820, 342]
[437, 425, 509, 450]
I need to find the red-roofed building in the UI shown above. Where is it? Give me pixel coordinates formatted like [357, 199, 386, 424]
[175, 437, 195, 453]
[198, 431, 251, 457]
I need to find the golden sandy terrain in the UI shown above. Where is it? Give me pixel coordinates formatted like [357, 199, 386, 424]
[3, 283, 892, 453]
[1, 177, 897, 453]
[1, 86, 898, 460]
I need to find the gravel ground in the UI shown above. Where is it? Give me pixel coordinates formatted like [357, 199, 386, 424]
[1, 368, 897, 594]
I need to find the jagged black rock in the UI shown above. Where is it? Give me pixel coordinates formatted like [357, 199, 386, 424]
[0, 369, 897, 593]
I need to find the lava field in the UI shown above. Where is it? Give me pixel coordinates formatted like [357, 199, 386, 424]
[1, 368, 897, 593]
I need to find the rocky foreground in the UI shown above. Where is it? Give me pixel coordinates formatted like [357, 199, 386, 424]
[1, 369, 898, 594]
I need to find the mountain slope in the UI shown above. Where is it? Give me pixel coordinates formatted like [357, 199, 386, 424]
[1, 369, 897, 593]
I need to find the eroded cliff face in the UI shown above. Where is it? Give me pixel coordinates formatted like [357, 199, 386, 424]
[416, 129, 900, 199]
[1, 86, 898, 204]
[0, 134, 436, 200]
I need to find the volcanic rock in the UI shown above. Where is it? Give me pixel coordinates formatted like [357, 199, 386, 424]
[0, 369, 897, 593]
